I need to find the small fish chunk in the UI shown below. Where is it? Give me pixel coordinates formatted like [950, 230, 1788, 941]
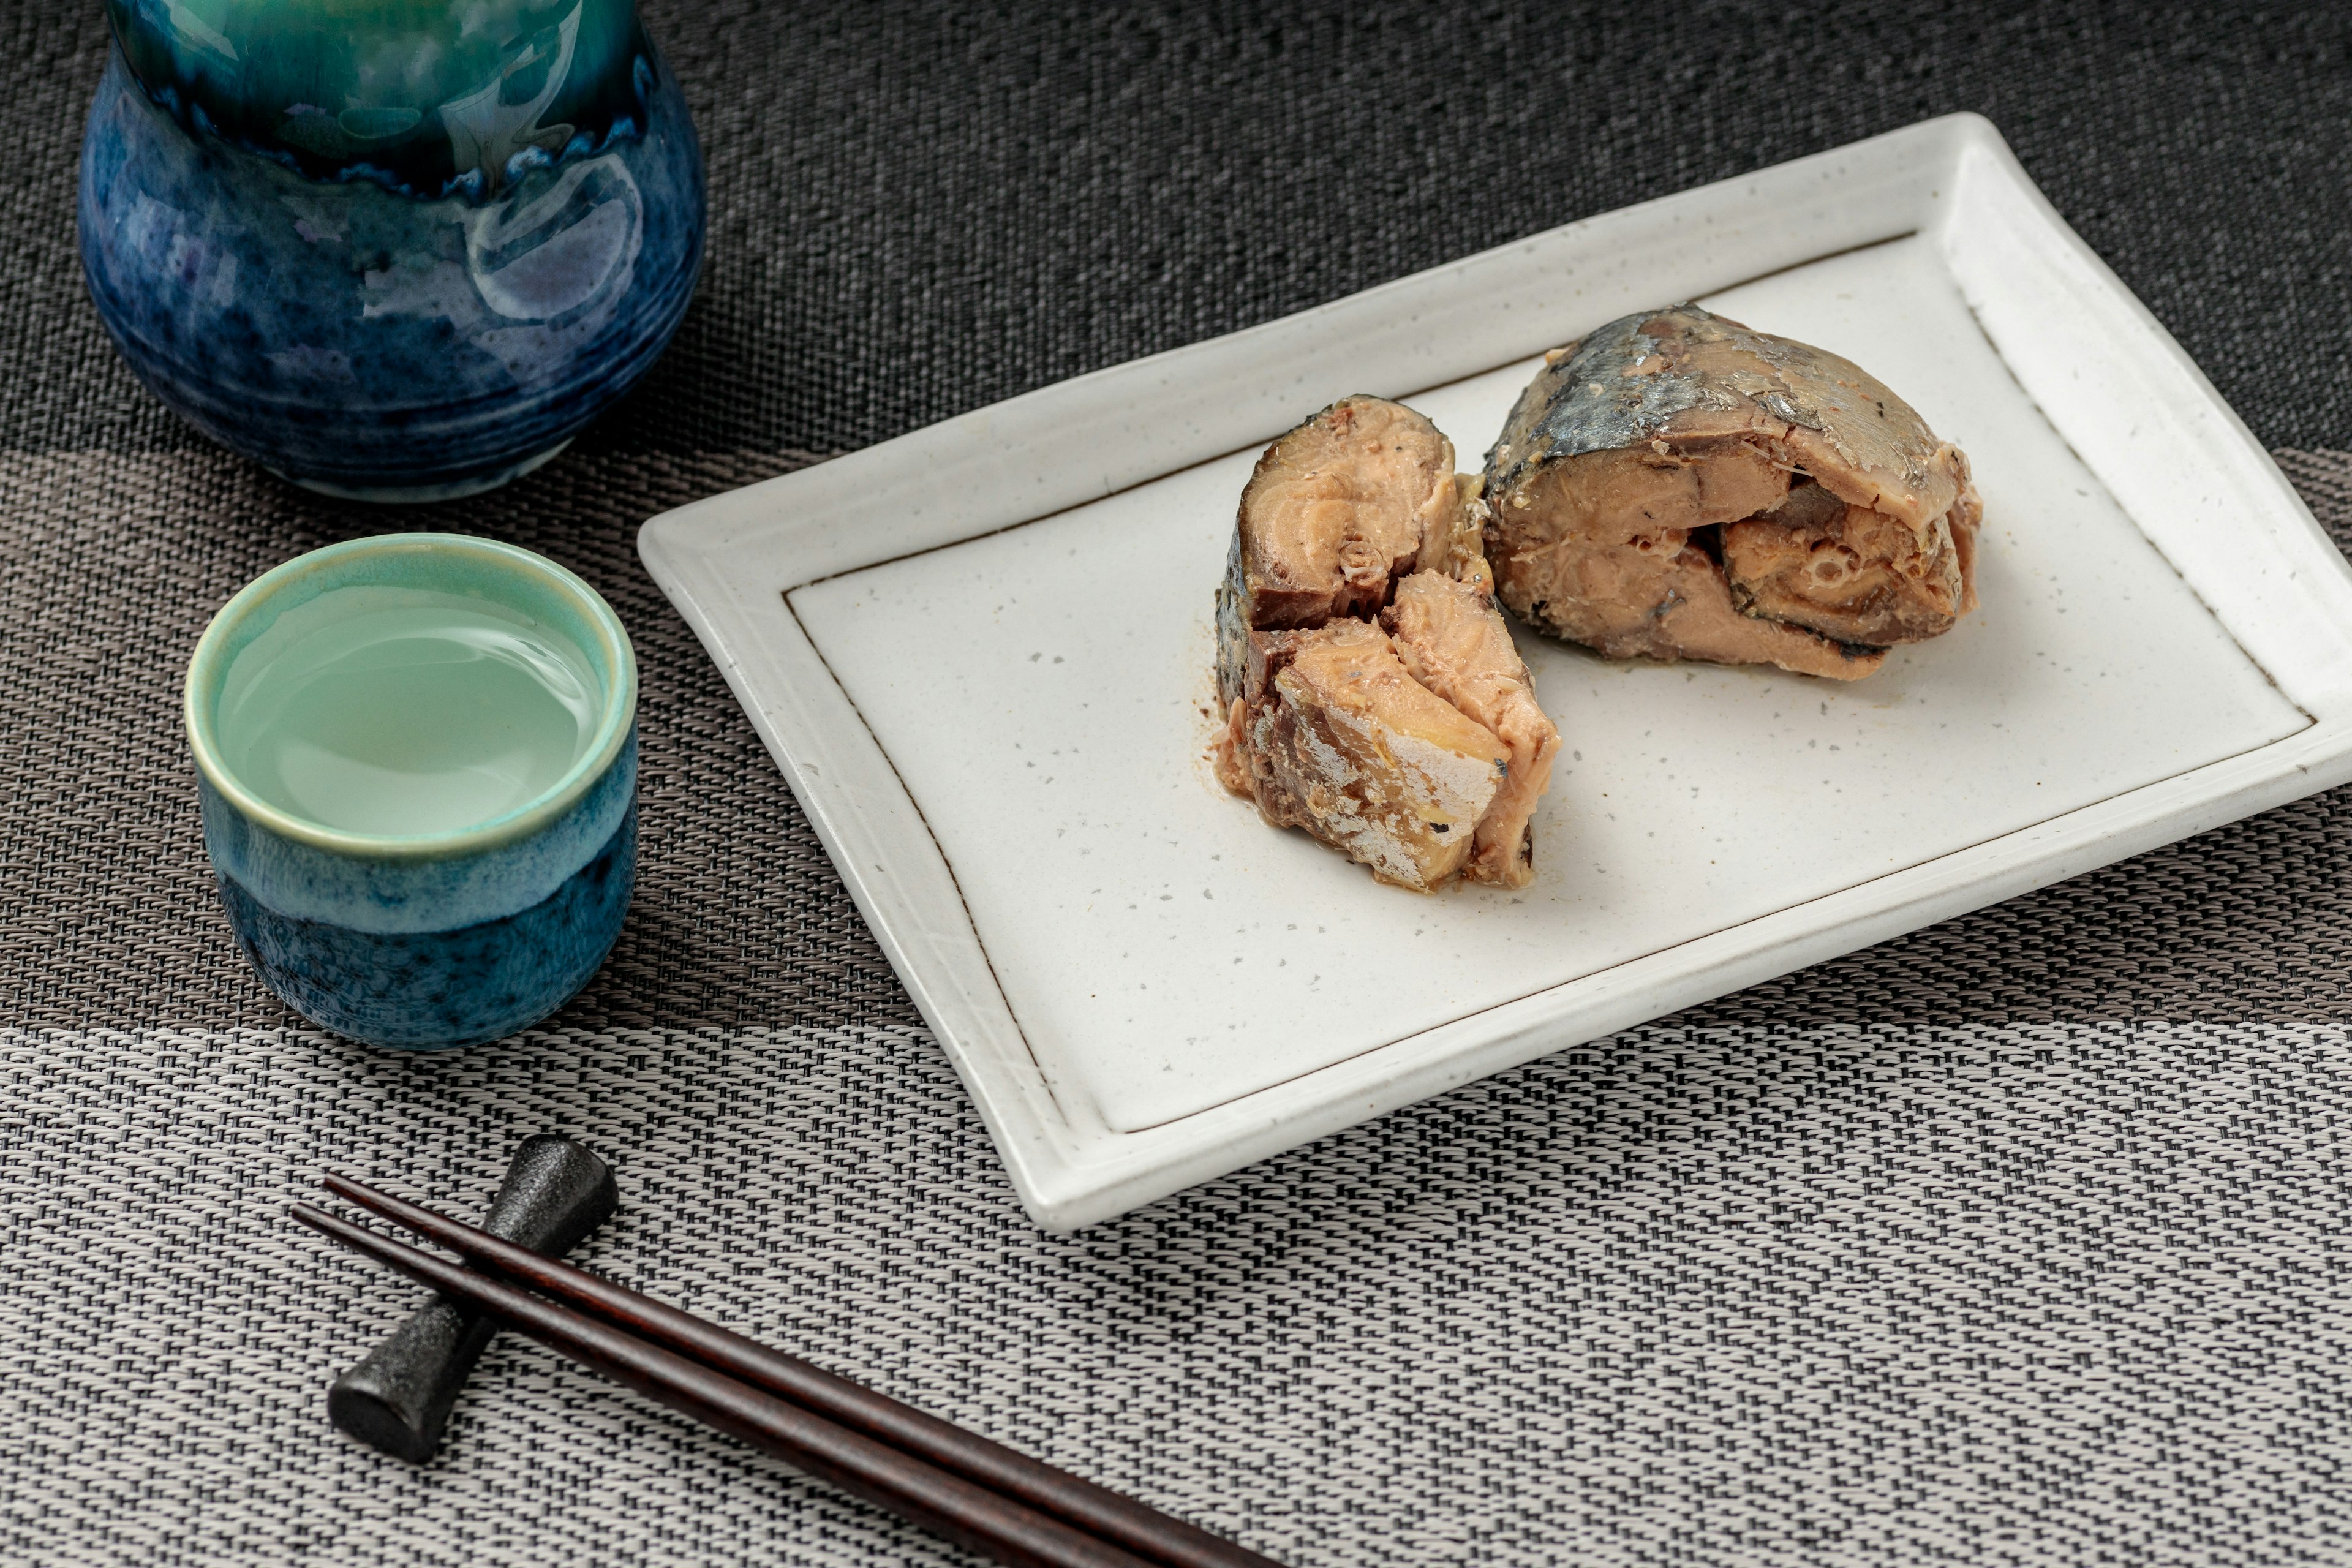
[1224, 394, 1456, 629]
[1482, 304, 1981, 680]
[1382, 570, 1558, 888]
[1221, 619, 1508, 892]
[1213, 398, 1563, 891]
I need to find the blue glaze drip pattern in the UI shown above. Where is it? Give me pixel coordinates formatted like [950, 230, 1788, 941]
[78, 24, 703, 499]
[216, 804, 636, 1050]
[200, 729, 636, 933]
[104, 0, 655, 202]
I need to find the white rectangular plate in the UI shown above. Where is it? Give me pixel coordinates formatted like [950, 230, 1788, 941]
[641, 115, 2352, 1231]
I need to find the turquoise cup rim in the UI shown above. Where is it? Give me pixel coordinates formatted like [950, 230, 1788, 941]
[184, 533, 638, 861]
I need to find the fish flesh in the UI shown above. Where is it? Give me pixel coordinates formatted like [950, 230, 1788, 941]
[1482, 305, 1981, 680]
[1222, 618, 1509, 890]
[1382, 569, 1558, 886]
[1214, 396, 1561, 891]
[1215, 393, 1457, 698]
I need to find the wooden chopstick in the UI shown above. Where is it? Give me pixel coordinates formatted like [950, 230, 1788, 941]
[319, 1173, 1283, 1568]
[293, 1201, 1155, 1568]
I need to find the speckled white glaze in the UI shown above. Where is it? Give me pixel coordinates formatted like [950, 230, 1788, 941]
[643, 115, 2352, 1229]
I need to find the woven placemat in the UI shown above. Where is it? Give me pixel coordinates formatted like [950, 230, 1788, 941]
[6, 2, 2352, 1564]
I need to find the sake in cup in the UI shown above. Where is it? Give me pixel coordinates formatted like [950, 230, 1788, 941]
[184, 534, 638, 1049]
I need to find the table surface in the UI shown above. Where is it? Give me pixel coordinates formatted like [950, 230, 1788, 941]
[7, 4, 2352, 1565]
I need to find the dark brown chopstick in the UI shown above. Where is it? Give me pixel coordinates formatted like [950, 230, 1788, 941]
[293, 1202, 1152, 1568]
[319, 1173, 1282, 1568]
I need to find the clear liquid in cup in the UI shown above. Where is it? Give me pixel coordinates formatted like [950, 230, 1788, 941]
[215, 587, 603, 837]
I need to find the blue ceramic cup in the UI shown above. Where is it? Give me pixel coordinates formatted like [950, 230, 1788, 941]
[185, 534, 638, 1049]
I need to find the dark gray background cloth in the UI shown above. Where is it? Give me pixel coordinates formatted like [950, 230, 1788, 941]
[6, 4, 2352, 1566]
[10, 2, 2352, 459]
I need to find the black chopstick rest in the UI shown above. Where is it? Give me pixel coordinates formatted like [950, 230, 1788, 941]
[326, 1134, 618, 1462]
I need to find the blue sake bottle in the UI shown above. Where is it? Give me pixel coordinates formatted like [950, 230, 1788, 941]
[80, 0, 705, 500]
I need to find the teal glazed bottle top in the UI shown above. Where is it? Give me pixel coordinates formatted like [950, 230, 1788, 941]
[104, 0, 650, 199]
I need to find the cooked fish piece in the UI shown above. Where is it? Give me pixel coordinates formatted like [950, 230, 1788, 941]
[1421, 473, 1496, 587]
[1483, 304, 1981, 680]
[1382, 570, 1558, 888]
[1720, 477, 1972, 646]
[1216, 396, 1462, 711]
[1219, 618, 1509, 892]
[1212, 398, 1563, 889]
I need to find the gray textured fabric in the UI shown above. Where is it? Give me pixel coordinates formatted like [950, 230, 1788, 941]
[10, 0, 2352, 1563]
[8, 1019, 2352, 1568]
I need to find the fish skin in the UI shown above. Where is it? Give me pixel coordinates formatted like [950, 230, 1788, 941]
[1483, 305, 1980, 679]
[1488, 325, 1709, 478]
[1488, 309, 1959, 527]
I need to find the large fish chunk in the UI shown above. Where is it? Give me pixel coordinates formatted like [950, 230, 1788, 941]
[1482, 305, 1981, 680]
[1213, 396, 1561, 891]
